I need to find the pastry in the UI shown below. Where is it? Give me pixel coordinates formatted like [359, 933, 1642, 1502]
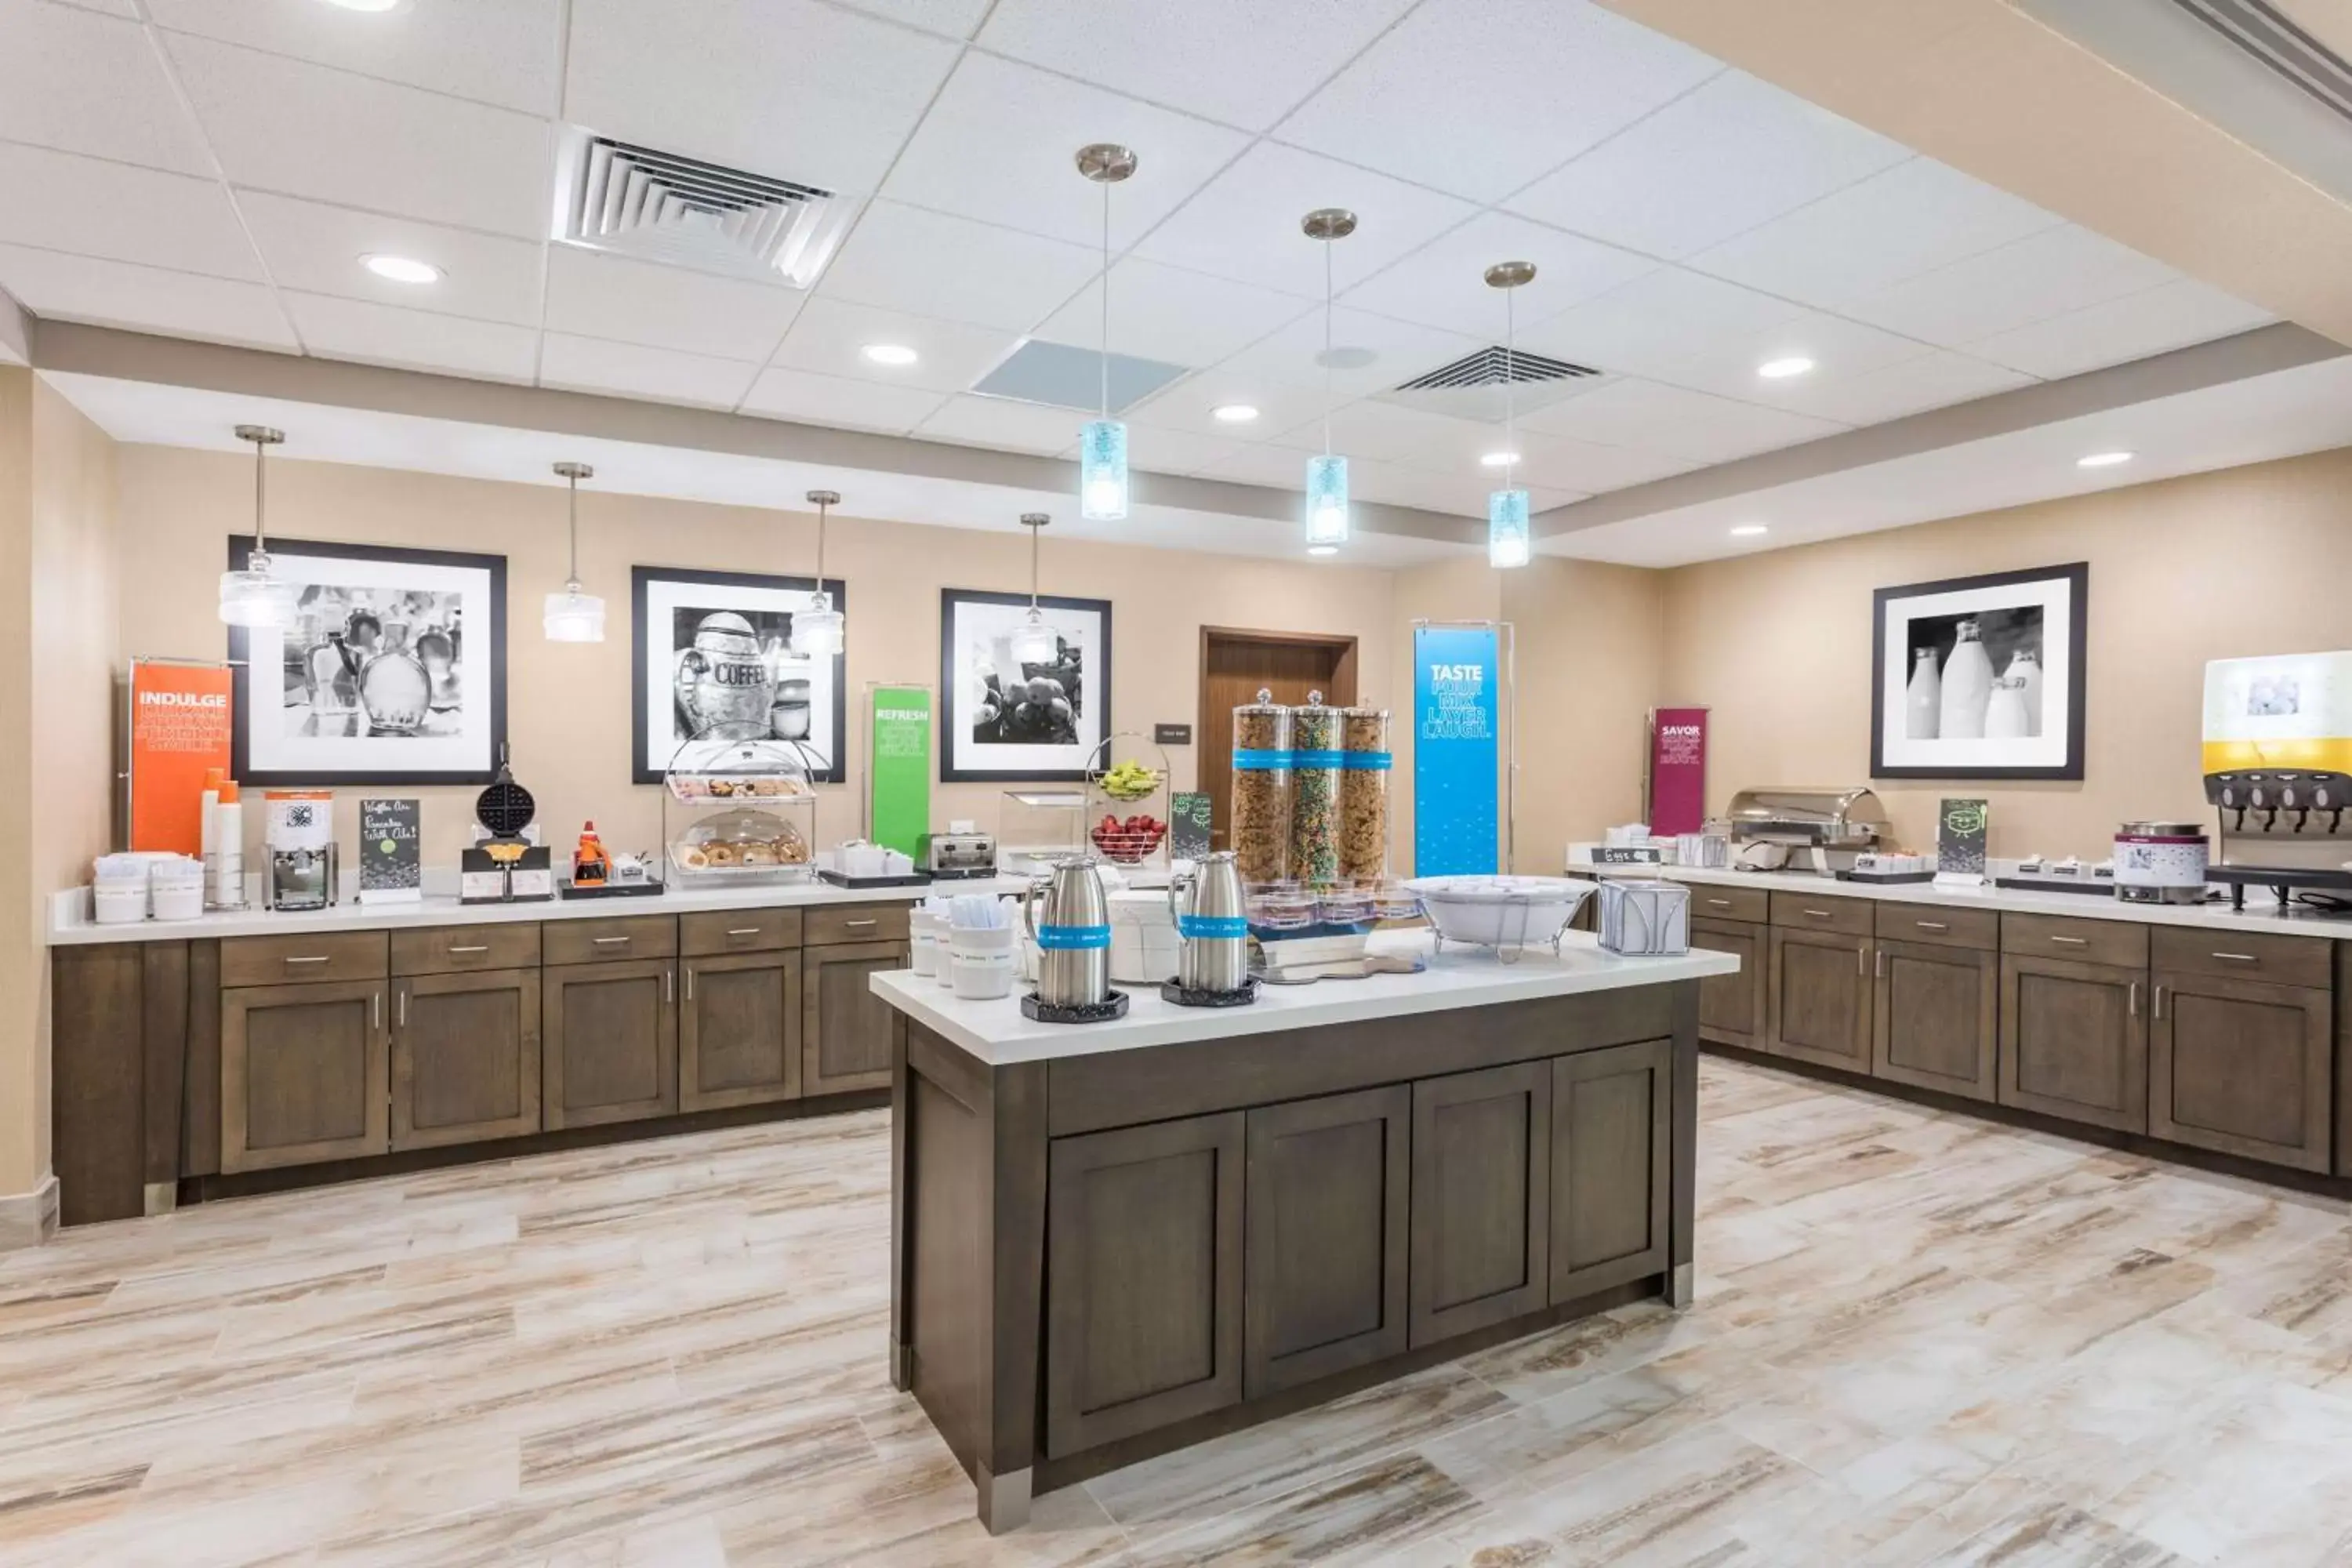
[705, 842, 740, 867]
[709, 779, 736, 797]
[741, 842, 780, 866]
[750, 779, 782, 797]
[677, 844, 710, 870]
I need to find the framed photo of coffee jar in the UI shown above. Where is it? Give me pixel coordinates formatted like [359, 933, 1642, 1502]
[630, 567, 848, 785]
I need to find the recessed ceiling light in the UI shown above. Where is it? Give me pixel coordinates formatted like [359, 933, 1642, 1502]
[1730, 523, 1769, 537]
[1307, 545, 1339, 557]
[361, 253, 441, 284]
[1479, 450, 1519, 468]
[861, 343, 919, 367]
[1757, 356, 1815, 379]
[1211, 403, 1259, 424]
[321, 0, 403, 11]
[2078, 450, 2134, 468]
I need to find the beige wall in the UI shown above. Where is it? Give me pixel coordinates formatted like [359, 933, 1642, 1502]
[1504, 559, 1668, 870]
[1659, 446, 2352, 855]
[0, 369, 34, 1199]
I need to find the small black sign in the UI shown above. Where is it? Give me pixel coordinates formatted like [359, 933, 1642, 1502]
[1592, 845, 1661, 865]
[359, 797, 422, 900]
[1154, 723, 1194, 746]
[1938, 797, 1990, 878]
[1170, 791, 1213, 862]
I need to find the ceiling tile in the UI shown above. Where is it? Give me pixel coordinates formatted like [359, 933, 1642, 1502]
[771, 299, 1020, 395]
[829, 0, 993, 38]
[1504, 429, 1695, 493]
[143, 0, 561, 114]
[1125, 425, 1247, 476]
[1842, 223, 2184, 348]
[1517, 266, 1802, 383]
[1133, 142, 1477, 300]
[1268, 400, 1498, 470]
[1687, 158, 2066, 310]
[237, 193, 544, 325]
[1630, 307, 1936, 408]
[1275, 0, 1722, 202]
[543, 247, 804, 362]
[739, 365, 948, 433]
[1518, 377, 1846, 463]
[818, 201, 1101, 332]
[538, 334, 761, 409]
[1506, 71, 1908, 260]
[165, 34, 550, 238]
[1214, 307, 1483, 401]
[566, 0, 958, 194]
[0, 143, 263, 280]
[0, 242, 296, 350]
[280, 291, 539, 380]
[882, 54, 1247, 251]
[1762, 348, 2034, 425]
[976, 0, 1421, 133]
[0, 0, 212, 173]
[914, 394, 1085, 455]
[1127, 376, 1333, 442]
[1033, 258, 1311, 367]
[49, 0, 136, 14]
[1965, 280, 2275, 379]
[1340, 211, 1656, 338]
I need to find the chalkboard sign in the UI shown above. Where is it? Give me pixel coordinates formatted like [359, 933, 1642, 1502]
[359, 797, 422, 904]
[1170, 791, 1212, 862]
[1936, 797, 1989, 884]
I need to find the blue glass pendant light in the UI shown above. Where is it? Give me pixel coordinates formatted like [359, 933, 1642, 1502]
[1076, 143, 1138, 521]
[1301, 207, 1356, 554]
[1485, 260, 1535, 569]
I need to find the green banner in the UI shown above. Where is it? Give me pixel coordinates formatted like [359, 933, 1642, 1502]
[869, 686, 933, 858]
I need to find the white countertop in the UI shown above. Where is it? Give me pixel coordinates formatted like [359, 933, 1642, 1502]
[1566, 858, 2352, 940]
[871, 930, 1739, 1067]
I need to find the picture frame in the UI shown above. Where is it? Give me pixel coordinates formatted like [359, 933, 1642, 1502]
[938, 588, 1112, 782]
[227, 535, 506, 786]
[1871, 562, 2088, 782]
[630, 566, 848, 786]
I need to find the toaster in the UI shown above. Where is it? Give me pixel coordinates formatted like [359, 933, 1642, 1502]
[922, 829, 999, 880]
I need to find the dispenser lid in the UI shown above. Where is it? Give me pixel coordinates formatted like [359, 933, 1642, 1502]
[1233, 687, 1289, 715]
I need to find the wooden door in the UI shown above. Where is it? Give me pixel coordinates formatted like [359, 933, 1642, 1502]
[542, 958, 677, 1130]
[1550, 1040, 1671, 1302]
[1408, 1059, 1551, 1348]
[2151, 971, 2332, 1171]
[682, 951, 800, 1112]
[1871, 939, 1998, 1102]
[801, 939, 909, 1098]
[1197, 626, 1359, 853]
[1688, 916, 1766, 1048]
[1243, 1084, 1410, 1399]
[1998, 955, 2147, 1133]
[1046, 1112, 1245, 1457]
[220, 978, 388, 1173]
[390, 968, 541, 1150]
[1767, 927, 1872, 1072]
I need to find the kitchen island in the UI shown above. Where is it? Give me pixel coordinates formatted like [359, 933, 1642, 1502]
[871, 931, 1739, 1531]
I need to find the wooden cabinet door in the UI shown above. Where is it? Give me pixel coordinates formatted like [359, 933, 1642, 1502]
[2151, 971, 2332, 1172]
[1243, 1085, 1409, 1399]
[391, 968, 541, 1151]
[221, 979, 388, 1173]
[1689, 916, 1766, 1048]
[802, 939, 908, 1098]
[681, 952, 800, 1112]
[1767, 927, 1872, 1072]
[1998, 955, 2147, 1133]
[1046, 1112, 1245, 1457]
[1871, 938, 1998, 1102]
[542, 958, 677, 1131]
[1550, 1040, 1671, 1303]
[1409, 1059, 1551, 1348]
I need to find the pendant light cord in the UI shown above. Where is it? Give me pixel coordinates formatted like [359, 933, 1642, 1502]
[1098, 179, 1111, 421]
[813, 497, 828, 595]
[252, 438, 268, 554]
[564, 470, 580, 590]
[1504, 288, 1518, 485]
[1322, 237, 1334, 456]
[1029, 516, 1040, 609]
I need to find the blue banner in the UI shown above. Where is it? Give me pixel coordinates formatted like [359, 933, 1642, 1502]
[1414, 626, 1500, 876]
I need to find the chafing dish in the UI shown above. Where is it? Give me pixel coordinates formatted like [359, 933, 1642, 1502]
[1725, 787, 1889, 873]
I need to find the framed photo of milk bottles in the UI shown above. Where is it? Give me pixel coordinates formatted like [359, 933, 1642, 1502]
[1870, 563, 2088, 781]
[630, 567, 848, 785]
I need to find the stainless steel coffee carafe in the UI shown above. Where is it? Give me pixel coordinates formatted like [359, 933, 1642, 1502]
[1025, 856, 1112, 1007]
[1169, 851, 1250, 993]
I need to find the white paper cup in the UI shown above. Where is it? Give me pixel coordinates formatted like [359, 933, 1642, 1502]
[953, 947, 1016, 1000]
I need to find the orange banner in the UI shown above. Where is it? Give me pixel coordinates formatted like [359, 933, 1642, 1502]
[129, 662, 234, 855]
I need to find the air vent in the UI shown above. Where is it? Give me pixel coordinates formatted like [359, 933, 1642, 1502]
[554, 130, 851, 287]
[1378, 344, 1603, 421]
[2170, 0, 2352, 122]
[968, 339, 1189, 414]
[1396, 345, 1602, 392]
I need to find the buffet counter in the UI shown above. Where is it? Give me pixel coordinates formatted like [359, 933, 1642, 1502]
[872, 931, 1735, 1531]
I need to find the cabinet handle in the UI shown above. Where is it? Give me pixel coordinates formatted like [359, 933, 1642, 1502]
[1874, 949, 1884, 978]
[448, 944, 489, 955]
[2210, 951, 2259, 964]
[1706, 898, 1732, 908]
[1803, 909, 1833, 919]
[666, 968, 674, 1004]
[1857, 946, 1867, 976]
[2154, 985, 2166, 1022]
[685, 967, 694, 1002]
[372, 990, 382, 1029]
[593, 935, 632, 946]
[843, 918, 879, 928]
[397, 987, 406, 1028]
[284, 954, 332, 966]
[1914, 920, 1948, 931]
[2129, 982, 2138, 1018]
[2049, 935, 2087, 946]
[727, 927, 763, 938]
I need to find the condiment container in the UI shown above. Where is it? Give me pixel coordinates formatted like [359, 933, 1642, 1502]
[949, 924, 1017, 1000]
[150, 857, 206, 922]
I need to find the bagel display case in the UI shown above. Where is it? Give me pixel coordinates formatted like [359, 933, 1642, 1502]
[663, 737, 818, 886]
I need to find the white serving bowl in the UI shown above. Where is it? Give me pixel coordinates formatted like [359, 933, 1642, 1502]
[1402, 875, 1599, 953]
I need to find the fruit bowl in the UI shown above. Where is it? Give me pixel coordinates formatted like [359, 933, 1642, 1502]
[1090, 812, 1167, 864]
[1098, 760, 1162, 802]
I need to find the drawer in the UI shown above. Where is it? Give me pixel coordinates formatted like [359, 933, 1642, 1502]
[1686, 884, 1769, 924]
[220, 930, 388, 989]
[1875, 902, 1999, 952]
[1769, 891, 1875, 938]
[681, 907, 804, 956]
[2002, 911, 2148, 970]
[543, 914, 678, 967]
[391, 922, 542, 976]
[2151, 927, 2332, 990]
[806, 902, 910, 947]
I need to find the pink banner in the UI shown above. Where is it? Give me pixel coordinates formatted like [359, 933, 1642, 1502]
[1649, 708, 1708, 837]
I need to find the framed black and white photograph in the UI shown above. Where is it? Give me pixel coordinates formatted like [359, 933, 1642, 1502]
[630, 567, 847, 785]
[227, 536, 506, 786]
[938, 589, 1111, 782]
[1871, 562, 2087, 781]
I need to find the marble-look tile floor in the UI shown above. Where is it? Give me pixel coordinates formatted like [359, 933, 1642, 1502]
[6, 1058, 2352, 1567]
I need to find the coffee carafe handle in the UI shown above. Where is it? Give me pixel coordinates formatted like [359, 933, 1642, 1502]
[1022, 877, 1043, 945]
